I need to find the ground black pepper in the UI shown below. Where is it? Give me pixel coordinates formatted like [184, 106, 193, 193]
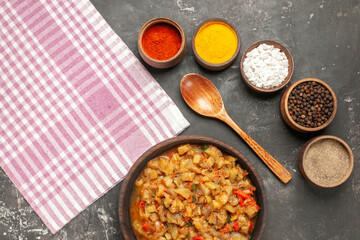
[288, 81, 334, 128]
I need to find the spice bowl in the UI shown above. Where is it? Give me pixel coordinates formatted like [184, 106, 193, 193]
[192, 18, 241, 71]
[240, 40, 294, 93]
[299, 135, 354, 188]
[280, 78, 337, 133]
[138, 17, 186, 69]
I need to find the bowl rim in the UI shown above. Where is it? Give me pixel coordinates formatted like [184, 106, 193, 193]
[281, 78, 337, 132]
[298, 135, 354, 188]
[240, 40, 294, 93]
[118, 135, 267, 240]
[191, 18, 241, 71]
[138, 17, 186, 63]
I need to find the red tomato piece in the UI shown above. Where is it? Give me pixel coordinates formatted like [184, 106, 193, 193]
[218, 224, 232, 233]
[249, 221, 253, 231]
[193, 236, 204, 240]
[142, 222, 148, 232]
[233, 190, 250, 199]
[234, 222, 240, 232]
[139, 200, 145, 208]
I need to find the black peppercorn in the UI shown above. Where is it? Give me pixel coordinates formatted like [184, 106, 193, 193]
[288, 82, 334, 128]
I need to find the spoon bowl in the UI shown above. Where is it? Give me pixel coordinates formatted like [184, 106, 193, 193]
[180, 74, 224, 117]
[180, 73, 292, 184]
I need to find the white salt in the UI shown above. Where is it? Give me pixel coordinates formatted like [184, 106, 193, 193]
[243, 43, 289, 89]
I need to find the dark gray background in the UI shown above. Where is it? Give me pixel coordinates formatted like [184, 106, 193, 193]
[1, 0, 359, 239]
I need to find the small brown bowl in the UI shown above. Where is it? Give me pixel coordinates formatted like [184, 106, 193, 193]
[119, 135, 267, 240]
[192, 18, 241, 71]
[299, 135, 354, 188]
[240, 40, 294, 93]
[138, 17, 186, 69]
[280, 78, 337, 133]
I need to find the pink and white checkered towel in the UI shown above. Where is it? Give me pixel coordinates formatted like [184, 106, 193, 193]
[0, 0, 189, 233]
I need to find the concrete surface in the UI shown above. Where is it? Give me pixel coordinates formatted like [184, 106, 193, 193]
[1, 0, 359, 239]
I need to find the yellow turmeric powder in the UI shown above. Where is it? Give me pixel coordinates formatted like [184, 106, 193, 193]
[195, 21, 238, 64]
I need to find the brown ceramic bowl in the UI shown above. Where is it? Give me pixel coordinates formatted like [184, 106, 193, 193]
[280, 78, 337, 133]
[192, 18, 241, 71]
[138, 17, 186, 69]
[118, 135, 267, 240]
[240, 40, 294, 93]
[298, 135, 354, 188]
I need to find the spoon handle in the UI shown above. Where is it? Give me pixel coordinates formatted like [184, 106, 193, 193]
[220, 113, 292, 184]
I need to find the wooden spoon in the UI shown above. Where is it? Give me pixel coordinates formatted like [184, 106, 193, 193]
[180, 73, 292, 184]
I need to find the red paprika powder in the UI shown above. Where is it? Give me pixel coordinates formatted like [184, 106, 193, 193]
[141, 23, 182, 61]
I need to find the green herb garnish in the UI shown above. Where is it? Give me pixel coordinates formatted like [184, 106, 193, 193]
[226, 211, 231, 223]
[202, 144, 210, 151]
[192, 184, 198, 192]
[192, 195, 197, 202]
